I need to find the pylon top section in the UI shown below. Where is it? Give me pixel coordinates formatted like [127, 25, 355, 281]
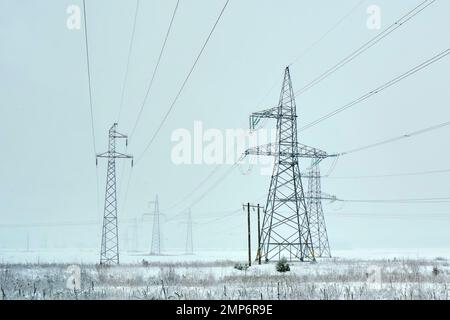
[96, 123, 133, 164]
[278, 66, 296, 112]
[245, 67, 338, 165]
[109, 123, 128, 139]
[249, 67, 297, 130]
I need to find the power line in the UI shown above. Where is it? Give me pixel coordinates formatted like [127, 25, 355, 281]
[117, 0, 140, 123]
[0, 218, 137, 228]
[327, 168, 450, 180]
[165, 161, 240, 223]
[166, 208, 241, 224]
[135, 0, 231, 163]
[164, 0, 366, 206]
[82, 0, 101, 221]
[82, 0, 97, 155]
[322, 155, 340, 177]
[299, 48, 450, 132]
[194, 208, 245, 219]
[116, 0, 141, 202]
[0, 221, 100, 228]
[251, 0, 366, 128]
[165, 165, 222, 211]
[168, 193, 265, 224]
[120, 165, 134, 213]
[337, 197, 450, 204]
[183, 161, 239, 210]
[164, 143, 262, 214]
[167, 55, 450, 218]
[196, 209, 241, 225]
[254, 71, 285, 113]
[155, 0, 365, 209]
[129, 0, 180, 140]
[163, 119, 252, 211]
[139, 2, 444, 222]
[329, 212, 450, 220]
[195, 215, 244, 230]
[288, 0, 366, 66]
[255, 0, 366, 110]
[117, 147, 129, 203]
[294, 0, 437, 97]
[117, 1, 181, 216]
[339, 120, 450, 156]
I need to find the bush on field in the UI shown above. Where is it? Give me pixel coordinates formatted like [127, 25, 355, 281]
[276, 257, 290, 273]
[234, 263, 249, 271]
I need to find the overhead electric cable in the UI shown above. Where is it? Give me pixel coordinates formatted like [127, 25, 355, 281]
[294, 0, 438, 97]
[327, 168, 450, 180]
[117, 0, 141, 123]
[129, 0, 181, 139]
[289, 0, 366, 66]
[82, 0, 97, 154]
[135, 0, 230, 163]
[299, 48, 450, 132]
[337, 197, 450, 204]
[339, 120, 450, 156]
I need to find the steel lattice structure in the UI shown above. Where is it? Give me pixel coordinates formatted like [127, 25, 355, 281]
[306, 162, 332, 258]
[150, 195, 162, 255]
[96, 123, 133, 265]
[245, 67, 337, 262]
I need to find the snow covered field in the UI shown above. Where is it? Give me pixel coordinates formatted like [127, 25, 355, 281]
[1, 248, 450, 300]
[3, 247, 450, 264]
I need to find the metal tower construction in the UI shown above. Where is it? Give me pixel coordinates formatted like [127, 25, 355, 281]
[150, 195, 163, 255]
[244, 67, 336, 262]
[306, 162, 332, 258]
[96, 123, 133, 265]
[185, 209, 194, 255]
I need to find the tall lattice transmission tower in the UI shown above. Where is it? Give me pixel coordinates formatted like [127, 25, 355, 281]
[96, 123, 133, 265]
[185, 209, 194, 255]
[150, 195, 163, 255]
[244, 67, 335, 262]
[306, 161, 332, 258]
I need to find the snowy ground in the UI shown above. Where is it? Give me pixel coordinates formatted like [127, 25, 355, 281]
[3, 247, 450, 264]
[1, 248, 450, 300]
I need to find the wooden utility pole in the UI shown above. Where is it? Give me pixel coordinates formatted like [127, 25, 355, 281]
[246, 203, 251, 266]
[242, 203, 262, 265]
[256, 204, 261, 265]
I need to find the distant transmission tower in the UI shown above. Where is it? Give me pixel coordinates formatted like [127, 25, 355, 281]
[149, 195, 163, 255]
[185, 209, 194, 255]
[306, 162, 332, 258]
[245, 67, 336, 262]
[96, 123, 133, 265]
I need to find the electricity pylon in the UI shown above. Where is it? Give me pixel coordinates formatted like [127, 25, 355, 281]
[244, 67, 337, 262]
[306, 161, 334, 258]
[185, 209, 194, 255]
[144, 195, 164, 255]
[96, 123, 133, 265]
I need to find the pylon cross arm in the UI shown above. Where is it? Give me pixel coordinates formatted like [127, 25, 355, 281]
[319, 192, 337, 202]
[296, 144, 328, 159]
[111, 132, 128, 139]
[97, 151, 133, 159]
[249, 107, 280, 130]
[249, 105, 302, 130]
[244, 142, 332, 159]
[304, 193, 337, 202]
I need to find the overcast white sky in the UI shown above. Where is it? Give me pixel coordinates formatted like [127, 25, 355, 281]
[0, 0, 449, 255]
